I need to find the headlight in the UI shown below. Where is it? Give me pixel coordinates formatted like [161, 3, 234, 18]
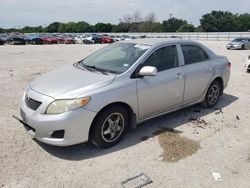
[46, 97, 91, 114]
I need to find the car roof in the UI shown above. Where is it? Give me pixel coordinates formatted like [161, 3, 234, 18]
[119, 38, 199, 47]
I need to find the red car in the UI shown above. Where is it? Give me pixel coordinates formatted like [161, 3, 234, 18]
[101, 36, 113, 44]
[57, 37, 75, 44]
[41, 36, 58, 44]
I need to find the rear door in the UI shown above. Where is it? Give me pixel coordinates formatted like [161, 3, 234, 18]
[136, 45, 185, 120]
[181, 45, 214, 104]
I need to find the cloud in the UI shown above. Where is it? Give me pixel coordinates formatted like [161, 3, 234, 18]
[0, 0, 249, 28]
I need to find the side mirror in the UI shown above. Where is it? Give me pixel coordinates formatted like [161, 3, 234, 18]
[139, 66, 157, 77]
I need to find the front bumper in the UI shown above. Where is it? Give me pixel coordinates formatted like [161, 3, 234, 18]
[245, 60, 250, 71]
[19, 88, 97, 146]
[227, 44, 241, 49]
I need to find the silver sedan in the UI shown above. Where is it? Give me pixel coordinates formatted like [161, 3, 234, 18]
[18, 38, 230, 148]
[227, 37, 250, 50]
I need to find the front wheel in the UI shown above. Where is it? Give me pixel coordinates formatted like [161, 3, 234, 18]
[202, 80, 222, 108]
[90, 105, 128, 148]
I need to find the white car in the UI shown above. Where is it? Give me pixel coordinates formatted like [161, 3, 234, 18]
[74, 35, 85, 44]
[245, 55, 250, 72]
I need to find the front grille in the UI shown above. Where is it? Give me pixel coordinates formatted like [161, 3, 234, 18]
[25, 95, 42, 110]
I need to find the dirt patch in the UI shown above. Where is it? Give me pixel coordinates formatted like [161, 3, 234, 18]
[158, 132, 201, 162]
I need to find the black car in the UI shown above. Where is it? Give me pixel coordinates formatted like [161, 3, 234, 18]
[25, 37, 43, 45]
[6, 36, 26, 45]
[0, 38, 5, 45]
[91, 34, 102, 43]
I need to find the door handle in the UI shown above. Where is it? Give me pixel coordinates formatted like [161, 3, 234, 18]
[176, 73, 183, 79]
[208, 66, 214, 71]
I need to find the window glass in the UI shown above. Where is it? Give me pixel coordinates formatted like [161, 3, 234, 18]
[82, 43, 150, 73]
[181, 45, 209, 65]
[143, 45, 179, 72]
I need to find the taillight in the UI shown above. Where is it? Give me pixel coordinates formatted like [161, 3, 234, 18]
[228, 62, 231, 69]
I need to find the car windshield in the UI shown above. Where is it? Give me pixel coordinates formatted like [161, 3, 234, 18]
[233, 38, 246, 42]
[81, 43, 151, 73]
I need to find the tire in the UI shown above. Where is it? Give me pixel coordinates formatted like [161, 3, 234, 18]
[241, 44, 245, 50]
[202, 80, 222, 108]
[90, 105, 128, 148]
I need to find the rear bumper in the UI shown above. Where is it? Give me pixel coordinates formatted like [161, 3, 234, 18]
[19, 89, 97, 146]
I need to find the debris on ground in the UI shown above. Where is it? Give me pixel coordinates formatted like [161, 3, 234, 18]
[121, 172, 153, 188]
[158, 132, 200, 162]
[231, 169, 238, 174]
[152, 127, 182, 136]
[188, 117, 209, 129]
[236, 115, 240, 120]
[214, 108, 223, 115]
[212, 172, 222, 181]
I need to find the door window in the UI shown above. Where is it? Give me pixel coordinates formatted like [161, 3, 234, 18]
[143, 45, 179, 72]
[181, 45, 209, 65]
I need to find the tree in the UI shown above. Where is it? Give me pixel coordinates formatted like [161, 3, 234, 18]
[177, 24, 195, 32]
[94, 23, 112, 32]
[45, 22, 61, 32]
[162, 17, 187, 32]
[112, 23, 130, 32]
[74, 21, 92, 32]
[21, 26, 44, 33]
[233, 13, 250, 31]
[200, 11, 236, 32]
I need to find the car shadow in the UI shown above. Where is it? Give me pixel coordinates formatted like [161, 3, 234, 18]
[36, 93, 238, 161]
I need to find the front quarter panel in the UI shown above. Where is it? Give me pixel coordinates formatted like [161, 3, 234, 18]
[82, 76, 138, 118]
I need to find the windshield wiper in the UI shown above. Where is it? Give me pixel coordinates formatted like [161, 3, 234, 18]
[82, 63, 108, 75]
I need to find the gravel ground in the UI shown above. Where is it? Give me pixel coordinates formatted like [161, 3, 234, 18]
[0, 41, 250, 188]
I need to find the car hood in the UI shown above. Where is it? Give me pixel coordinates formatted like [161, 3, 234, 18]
[30, 64, 116, 99]
[229, 42, 243, 45]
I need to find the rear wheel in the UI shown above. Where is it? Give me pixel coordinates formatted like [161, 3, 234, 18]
[90, 105, 128, 148]
[241, 44, 245, 50]
[202, 80, 222, 108]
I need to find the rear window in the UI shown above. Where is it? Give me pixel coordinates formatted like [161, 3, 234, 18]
[181, 45, 209, 65]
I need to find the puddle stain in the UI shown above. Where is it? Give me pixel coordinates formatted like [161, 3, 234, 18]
[158, 132, 201, 162]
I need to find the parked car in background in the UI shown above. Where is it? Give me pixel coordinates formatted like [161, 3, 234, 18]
[41, 36, 58, 44]
[0, 38, 5, 45]
[25, 34, 43, 45]
[57, 36, 75, 44]
[101, 35, 113, 43]
[6, 36, 26, 45]
[0, 34, 8, 44]
[82, 35, 95, 44]
[74, 35, 86, 44]
[91, 34, 102, 44]
[245, 55, 250, 72]
[110, 35, 124, 42]
[227, 38, 250, 50]
[82, 34, 102, 44]
[17, 38, 230, 148]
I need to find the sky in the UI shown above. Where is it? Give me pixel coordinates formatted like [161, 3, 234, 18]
[0, 0, 249, 28]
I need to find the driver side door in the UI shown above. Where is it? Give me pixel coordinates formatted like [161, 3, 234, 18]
[136, 45, 185, 120]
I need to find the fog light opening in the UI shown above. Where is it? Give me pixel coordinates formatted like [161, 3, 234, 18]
[51, 130, 65, 139]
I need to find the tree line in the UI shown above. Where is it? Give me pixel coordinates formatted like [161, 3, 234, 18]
[0, 11, 249, 33]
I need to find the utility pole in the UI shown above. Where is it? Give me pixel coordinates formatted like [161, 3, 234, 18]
[169, 13, 172, 32]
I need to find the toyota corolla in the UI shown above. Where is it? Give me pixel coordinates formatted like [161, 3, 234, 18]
[17, 39, 230, 148]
